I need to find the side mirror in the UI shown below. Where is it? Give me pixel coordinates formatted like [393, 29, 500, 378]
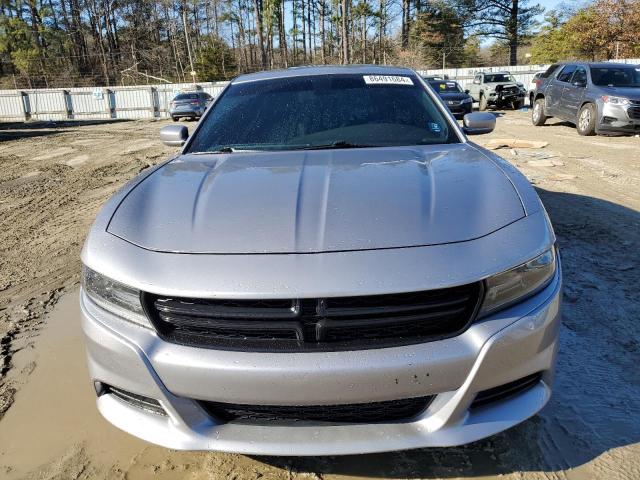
[463, 112, 496, 135]
[160, 124, 188, 147]
[464, 89, 470, 94]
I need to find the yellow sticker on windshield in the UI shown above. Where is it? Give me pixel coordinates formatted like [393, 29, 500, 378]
[363, 75, 414, 86]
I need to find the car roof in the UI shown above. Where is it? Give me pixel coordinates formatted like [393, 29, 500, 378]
[554, 61, 637, 68]
[231, 65, 416, 84]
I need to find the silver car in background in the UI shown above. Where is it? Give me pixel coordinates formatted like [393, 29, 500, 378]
[169, 91, 213, 121]
[81, 66, 561, 455]
[532, 62, 640, 135]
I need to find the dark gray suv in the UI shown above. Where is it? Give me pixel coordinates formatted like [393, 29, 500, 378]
[532, 62, 640, 135]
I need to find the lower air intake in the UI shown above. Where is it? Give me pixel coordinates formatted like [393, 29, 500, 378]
[200, 396, 434, 424]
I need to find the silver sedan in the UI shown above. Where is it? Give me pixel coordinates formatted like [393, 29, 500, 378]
[81, 66, 561, 455]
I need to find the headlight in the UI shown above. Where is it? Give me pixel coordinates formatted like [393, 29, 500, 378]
[602, 95, 630, 106]
[479, 248, 557, 317]
[81, 266, 151, 328]
[461, 97, 473, 104]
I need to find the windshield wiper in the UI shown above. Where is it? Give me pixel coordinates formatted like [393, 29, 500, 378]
[295, 141, 379, 150]
[190, 146, 256, 154]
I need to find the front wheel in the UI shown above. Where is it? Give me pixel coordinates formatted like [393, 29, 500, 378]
[577, 103, 596, 136]
[479, 94, 488, 111]
[172, 116, 178, 122]
[532, 98, 547, 126]
[513, 99, 525, 110]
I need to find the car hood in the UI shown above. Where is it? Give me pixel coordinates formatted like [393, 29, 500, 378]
[597, 86, 640, 100]
[107, 145, 525, 254]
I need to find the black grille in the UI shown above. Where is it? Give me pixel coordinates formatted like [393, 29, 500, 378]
[200, 396, 434, 424]
[628, 105, 640, 120]
[142, 283, 482, 352]
[470, 372, 542, 409]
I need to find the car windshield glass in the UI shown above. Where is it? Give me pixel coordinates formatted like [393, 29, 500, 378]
[591, 67, 640, 87]
[187, 74, 458, 153]
[430, 81, 463, 93]
[175, 93, 199, 100]
[484, 74, 515, 83]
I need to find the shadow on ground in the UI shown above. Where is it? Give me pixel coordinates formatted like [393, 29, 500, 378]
[254, 189, 640, 478]
[0, 119, 131, 142]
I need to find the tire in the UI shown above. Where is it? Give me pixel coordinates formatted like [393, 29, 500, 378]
[577, 103, 596, 136]
[513, 99, 525, 110]
[172, 116, 178, 122]
[531, 98, 547, 126]
[479, 93, 488, 111]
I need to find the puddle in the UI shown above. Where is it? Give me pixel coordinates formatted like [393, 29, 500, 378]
[0, 290, 146, 479]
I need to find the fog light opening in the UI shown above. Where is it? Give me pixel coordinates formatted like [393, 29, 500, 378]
[101, 384, 167, 416]
[470, 372, 543, 409]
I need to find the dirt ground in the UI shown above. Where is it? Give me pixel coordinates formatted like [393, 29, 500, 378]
[0, 112, 638, 479]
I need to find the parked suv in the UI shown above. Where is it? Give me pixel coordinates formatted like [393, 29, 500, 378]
[532, 62, 640, 135]
[468, 71, 526, 110]
[81, 66, 561, 455]
[169, 91, 213, 121]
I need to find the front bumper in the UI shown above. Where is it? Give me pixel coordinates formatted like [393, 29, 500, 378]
[169, 107, 204, 118]
[447, 102, 473, 116]
[488, 91, 525, 105]
[80, 265, 561, 455]
[597, 102, 640, 133]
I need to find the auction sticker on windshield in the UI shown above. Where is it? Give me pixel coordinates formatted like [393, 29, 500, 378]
[363, 75, 414, 86]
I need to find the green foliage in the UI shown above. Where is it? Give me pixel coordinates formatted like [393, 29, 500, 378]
[531, 0, 640, 63]
[412, 0, 465, 68]
[529, 10, 574, 63]
[196, 37, 237, 81]
[462, 36, 482, 67]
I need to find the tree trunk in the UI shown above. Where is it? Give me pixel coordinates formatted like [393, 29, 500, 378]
[278, 0, 288, 67]
[378, 0, 384, 63]
[253, 0, 268, 68]
[308, 0, 314, 61]
[341, 0, 349, 64]
[301, 0, 307, 61]
[401, 0, 409, 49]
[292, 0, 298, 61]
[319, 0, 326, 63]
[508, 0, 519, 66]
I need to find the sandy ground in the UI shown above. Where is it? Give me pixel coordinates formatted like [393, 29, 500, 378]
[0, 113, 638, 479]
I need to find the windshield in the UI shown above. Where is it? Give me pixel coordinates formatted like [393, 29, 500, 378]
[187, 74, 458, 153]
[484, 74, 516, 83]
[591, 67, 640, 87]
[430, 81, 463, 93]
[175, 93, 199, 100]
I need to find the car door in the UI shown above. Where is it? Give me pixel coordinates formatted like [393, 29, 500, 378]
[546, 65, 576, 118]
[560, 66, 587, 119]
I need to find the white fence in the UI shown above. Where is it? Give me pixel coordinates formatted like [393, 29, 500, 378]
[0, 82, 228, 122]
[1, 59, 639, 122]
